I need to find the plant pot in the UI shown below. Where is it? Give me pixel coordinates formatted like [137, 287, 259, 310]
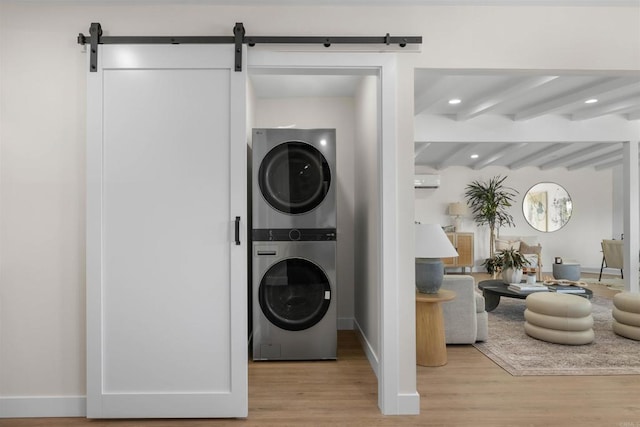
[502, 268, 523, 284]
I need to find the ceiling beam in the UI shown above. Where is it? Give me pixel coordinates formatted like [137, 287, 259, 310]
[594, 157, 624, 170]
[627, 110, 640, 121]
[571, 97, 640, 121]
[566, 147, 623, 170]
[414, 142, 431, 159]
[507, 142, 568, 170]
[456, 76, 558, 121]
[471, 142, 527, 169]
[435, 143, 472, 169]
[538, 142, 613, 170]
[593, 151, 640, 171]
[513, 77, 639, 121]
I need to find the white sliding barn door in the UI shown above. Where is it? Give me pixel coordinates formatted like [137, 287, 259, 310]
[86, 45, 247, 418]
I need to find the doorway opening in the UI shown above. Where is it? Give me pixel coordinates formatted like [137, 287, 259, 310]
[247, 51, 408, 414]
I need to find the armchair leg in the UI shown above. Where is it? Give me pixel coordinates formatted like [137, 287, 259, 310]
[599, 256, 606, 281]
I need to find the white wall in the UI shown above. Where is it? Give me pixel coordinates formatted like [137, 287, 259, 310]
[414, 165, 613, 272]
[252, 95, 356, 330]
[0, 4, 87, 400]
[353, 76, 381, 371]
[1, 1, 638, 417]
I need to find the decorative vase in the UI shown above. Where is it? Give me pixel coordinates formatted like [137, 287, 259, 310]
[415, 258, 444, 293]
[502, 268, 523, 284]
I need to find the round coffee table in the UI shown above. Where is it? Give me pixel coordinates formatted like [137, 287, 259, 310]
[477, 279, 593, 312]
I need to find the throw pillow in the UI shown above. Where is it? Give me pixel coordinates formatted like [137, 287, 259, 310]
[495, 239, 520, 251]
[520, 241, 541, 254]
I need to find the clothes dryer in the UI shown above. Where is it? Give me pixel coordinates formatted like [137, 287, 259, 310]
[252, 128, 336, 230]
[252, 239, 336, 360]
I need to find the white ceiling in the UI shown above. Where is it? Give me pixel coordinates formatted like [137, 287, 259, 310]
[414, 71, 640, 171]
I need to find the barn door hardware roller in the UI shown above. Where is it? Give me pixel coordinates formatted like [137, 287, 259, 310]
[77, 22, 422, 72]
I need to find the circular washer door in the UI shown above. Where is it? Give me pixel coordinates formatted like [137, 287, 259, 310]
[259, 258, 331, 331]
[258, 141, 331, 214]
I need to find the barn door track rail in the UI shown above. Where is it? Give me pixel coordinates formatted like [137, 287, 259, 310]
[77, 22, 422, 72]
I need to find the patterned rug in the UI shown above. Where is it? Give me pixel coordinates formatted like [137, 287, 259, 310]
[580, 276, 625, 291]
[472, 294, 640, 376]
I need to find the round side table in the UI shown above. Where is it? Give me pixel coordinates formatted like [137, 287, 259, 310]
[415, 289, 456, 367]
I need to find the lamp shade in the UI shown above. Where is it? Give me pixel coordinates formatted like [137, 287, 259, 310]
[415, 223, 458, 258]
[448, 202, 467, 217]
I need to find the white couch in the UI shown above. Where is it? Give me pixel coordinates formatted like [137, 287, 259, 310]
[440, 275, 488, 344]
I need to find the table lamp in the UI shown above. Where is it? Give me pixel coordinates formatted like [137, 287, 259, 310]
[448, 202, 467, 231]
[415, 223, 459, 293]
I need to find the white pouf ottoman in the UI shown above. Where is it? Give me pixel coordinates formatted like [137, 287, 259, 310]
[552, 262, 581, 281]
[612, 292, 640, 341]
[524, 292, 594, 345]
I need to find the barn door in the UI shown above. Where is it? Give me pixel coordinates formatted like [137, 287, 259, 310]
[86, 44, 247, 418]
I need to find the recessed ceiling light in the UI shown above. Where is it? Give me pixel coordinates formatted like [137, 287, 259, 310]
[585, 98, 598, 104]
[448, 98, 462, 105]
[470, 154, 479, 159]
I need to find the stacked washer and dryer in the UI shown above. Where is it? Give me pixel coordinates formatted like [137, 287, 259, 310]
[251, 128, 337, 361]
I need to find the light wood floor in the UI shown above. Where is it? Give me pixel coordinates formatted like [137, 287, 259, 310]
[3, 274, 639, 427]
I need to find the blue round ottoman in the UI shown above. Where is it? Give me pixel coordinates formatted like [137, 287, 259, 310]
[553, 262, 581, 281]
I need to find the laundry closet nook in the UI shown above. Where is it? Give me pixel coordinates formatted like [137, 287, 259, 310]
[247, 72, 382, 361]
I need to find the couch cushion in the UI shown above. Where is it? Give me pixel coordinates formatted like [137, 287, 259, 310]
[496, 239, 521, 251]
[500, 235, 539, 246]
[520, 241, 541, 255]
[475, 293, 485, 313]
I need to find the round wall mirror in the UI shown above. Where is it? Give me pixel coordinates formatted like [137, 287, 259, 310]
[522, 182, 573, 232]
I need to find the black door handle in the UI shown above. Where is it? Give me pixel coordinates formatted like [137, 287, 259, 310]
[235, 216, 241, 245]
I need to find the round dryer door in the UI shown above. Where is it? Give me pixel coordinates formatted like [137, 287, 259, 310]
[259, 258, 332, 331]
[258, 141, 331, 214]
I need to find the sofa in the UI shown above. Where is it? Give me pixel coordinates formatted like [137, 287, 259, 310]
[440, 275, 488, 344]
[495, 235, 543, 280]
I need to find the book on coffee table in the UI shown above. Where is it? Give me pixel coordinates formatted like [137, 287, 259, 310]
[547, 284, 586, 294]
[507, 283, 549, 293]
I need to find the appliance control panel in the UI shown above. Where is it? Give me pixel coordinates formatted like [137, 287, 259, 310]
[252, 228, 336, 241]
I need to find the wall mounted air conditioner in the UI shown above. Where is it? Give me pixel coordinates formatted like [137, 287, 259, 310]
[414, 174, 440, 188]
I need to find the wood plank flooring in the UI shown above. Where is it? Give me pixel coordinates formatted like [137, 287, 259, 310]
[3, 275, 639, 427]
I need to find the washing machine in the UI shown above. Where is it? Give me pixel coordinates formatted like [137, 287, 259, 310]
[252, 238, 337, 361]
[252, 128, 336, 230]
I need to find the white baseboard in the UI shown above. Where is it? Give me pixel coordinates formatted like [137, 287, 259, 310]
[396, 392, 421, 415]
[352, 320, 420, 415]
[0, 396, 86, 418]
[353, 318, 379, 379]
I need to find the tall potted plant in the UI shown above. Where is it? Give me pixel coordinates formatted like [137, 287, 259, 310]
[464, 175, 518, 257]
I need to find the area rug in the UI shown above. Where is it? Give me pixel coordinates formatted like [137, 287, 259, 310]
[580, 276, 625, 291]
[472, 294, 640, 376]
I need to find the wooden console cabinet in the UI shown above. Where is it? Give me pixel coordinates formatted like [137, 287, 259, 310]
[443, 232, 474, 272]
